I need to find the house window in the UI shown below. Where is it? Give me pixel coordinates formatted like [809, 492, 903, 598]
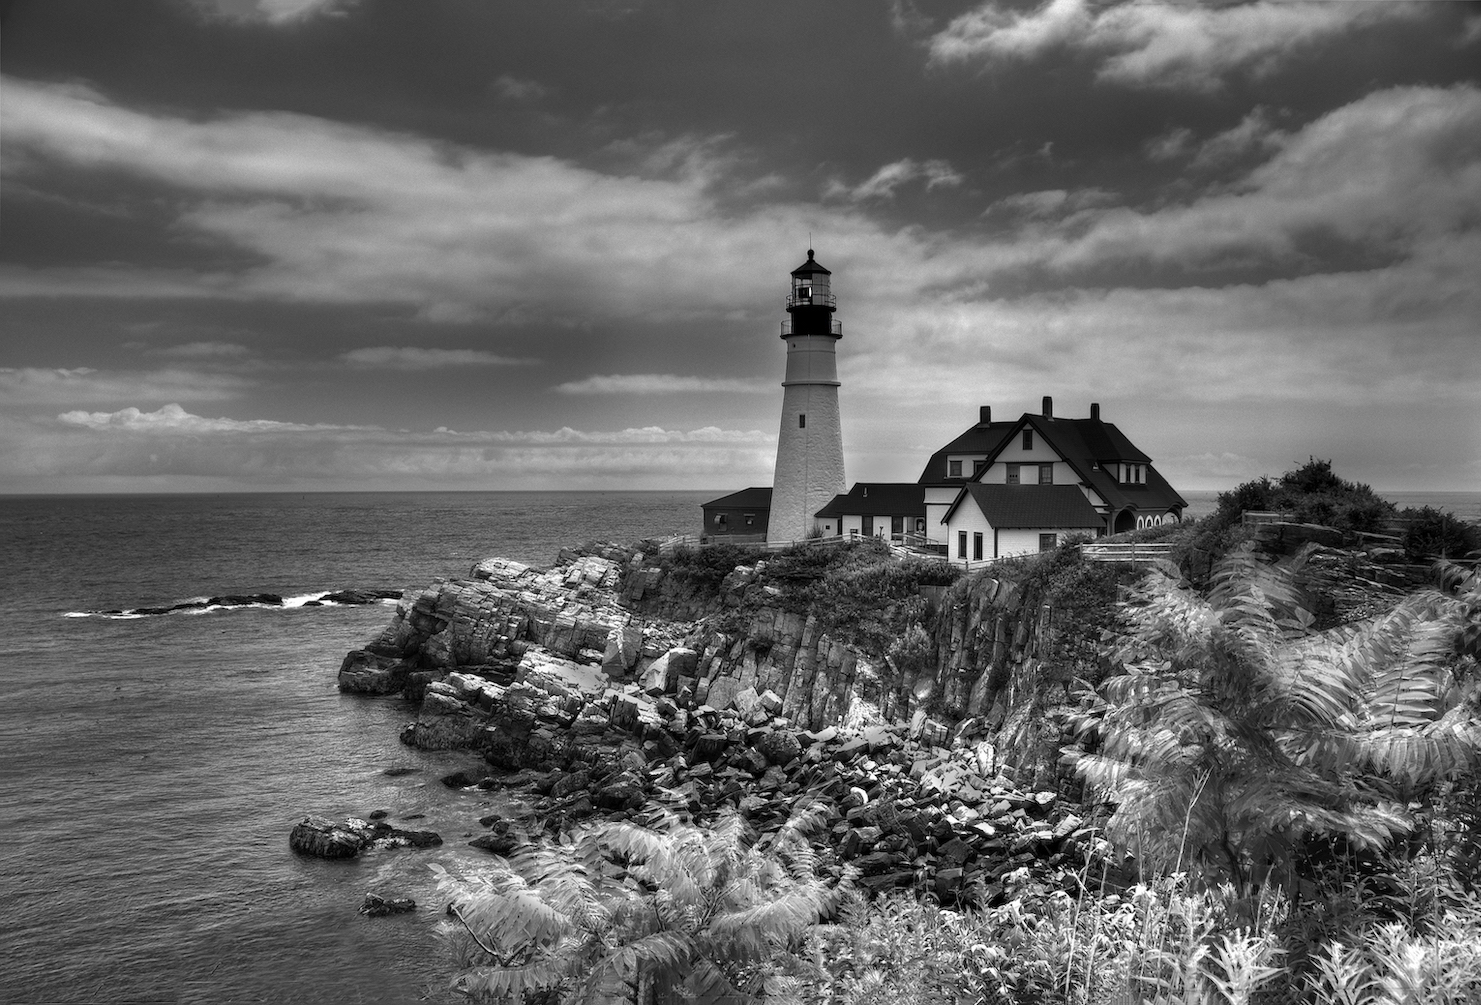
[1039, 464, 1053, 485]
[948, 460, 962, 478]
[1039, 533, 1057, 552]
[714, 513, 726, 526]
[915, 517, 925, 533]
[1006, 464, 1020, 485]
[891, 515, 903, 535]
[973, 532, 983, 560]
[973, 459, 986, 476]
[744, 513, 755, 526]
[958, 531, 967, 559]
[1023, 430, 1033, 450]
[799, 414, 806, 428]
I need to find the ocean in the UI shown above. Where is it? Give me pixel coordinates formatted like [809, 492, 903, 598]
[0, 491, 712, 1005]
[3, 488, 1476, 1004]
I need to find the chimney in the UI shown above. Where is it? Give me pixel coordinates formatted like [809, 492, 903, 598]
[1042, 395, 1053, 419]
[1090, 402, 1100, 420]
[979, 405, 991, 424]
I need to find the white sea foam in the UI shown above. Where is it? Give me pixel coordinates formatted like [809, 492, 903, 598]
[283, 592, 333, 608]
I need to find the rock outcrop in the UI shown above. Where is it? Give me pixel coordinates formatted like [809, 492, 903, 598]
[288, 815, 443, 859]
[338, 545, 870, 732]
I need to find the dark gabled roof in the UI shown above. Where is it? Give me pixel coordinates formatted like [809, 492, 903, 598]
[702, 487, 773, 510]
[790, 250, 831, 277]
[975, 413, 1185, 515]
[944, 484, 1103, 529]
[815, 482, 925, 518]
[916, 421, 1017, 484]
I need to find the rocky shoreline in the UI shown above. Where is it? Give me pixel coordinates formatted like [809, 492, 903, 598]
[309, 529, 1432, 906]
[314, 542, 1106, 905]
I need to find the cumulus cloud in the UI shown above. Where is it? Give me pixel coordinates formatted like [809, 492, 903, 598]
[826, 158, 964, 201]
[0, 367, 249, 405]
[1003, 85, 1481, 275]
[3, 77, 1478, 486]
[928, 0, 1424, 91]
[340, 346, 534, 369]
[554, 374, 774, 395]
[1189, 109, 1286, 170]
[985, 187, 1116, 220]
[491, 75, 548, 102]
[190, 0, 359, 25]
[53, 403, 772, 445]
[55, 402, 372, 433]
[9, 404, 775, 489]
[0, 77, 798, 324]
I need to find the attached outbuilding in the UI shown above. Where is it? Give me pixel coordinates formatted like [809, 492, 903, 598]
[814, 483, 927, 541]
[940, 483, 1103, 564]
[700, 487, 772, 541]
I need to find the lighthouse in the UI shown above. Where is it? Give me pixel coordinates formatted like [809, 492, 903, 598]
[767, 250, 846, 543]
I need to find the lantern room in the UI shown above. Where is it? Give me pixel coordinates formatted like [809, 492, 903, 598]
[783, 250, 842, 338]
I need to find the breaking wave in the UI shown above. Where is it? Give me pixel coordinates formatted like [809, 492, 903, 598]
[65, 589, 402, 620]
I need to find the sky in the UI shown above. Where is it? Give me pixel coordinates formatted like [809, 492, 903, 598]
[2, 0, 1479, 494]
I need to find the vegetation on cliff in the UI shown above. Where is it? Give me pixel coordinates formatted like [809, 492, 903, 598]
[1212, 457, 1395, 538]
[427, 463, 1481, 1003]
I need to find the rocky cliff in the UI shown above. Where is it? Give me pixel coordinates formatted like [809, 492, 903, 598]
[330, 529, 1426, 902]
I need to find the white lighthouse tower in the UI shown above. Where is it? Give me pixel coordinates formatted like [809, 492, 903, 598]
[767, 250, 846, 544]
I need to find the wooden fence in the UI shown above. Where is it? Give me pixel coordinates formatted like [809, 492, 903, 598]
[661, 531, 948, 560]
[1080, 542, 1175, 564]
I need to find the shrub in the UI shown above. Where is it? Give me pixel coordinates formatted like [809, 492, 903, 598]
[1403, 506, 1481, 561]
[1213, 458, 1395, 539]
[657, 542, 755, 597]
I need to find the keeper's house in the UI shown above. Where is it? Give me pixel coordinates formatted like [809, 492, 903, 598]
[922, 397, 1186, 563]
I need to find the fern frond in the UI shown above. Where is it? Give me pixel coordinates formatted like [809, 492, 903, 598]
[452, 953, 576, 998]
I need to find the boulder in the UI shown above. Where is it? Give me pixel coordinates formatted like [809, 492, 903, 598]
[359, 894, 416, 917]
[338, 651, 412, 695]
[705, 677, 743, 711]
[324, 589, 402, 606]
[469, 833, 520, 856]
[602, 622, 644, 676]
[290, 816, 370, 859]
[752, 730, 801, 768]
[401, 689, 483, 750]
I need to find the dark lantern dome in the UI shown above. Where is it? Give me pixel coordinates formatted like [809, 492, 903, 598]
[791, 249, 831, 277]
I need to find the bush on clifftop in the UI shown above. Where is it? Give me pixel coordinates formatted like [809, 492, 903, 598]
[1213, 457, 1395, 536]
[1403, 505, 1481, 561]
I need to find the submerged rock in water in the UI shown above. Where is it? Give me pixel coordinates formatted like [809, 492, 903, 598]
[289, 816, 442, 857]
[206, 593, 284, 608]
[324, 589, 403, 605]
[360, 893, 416, 917]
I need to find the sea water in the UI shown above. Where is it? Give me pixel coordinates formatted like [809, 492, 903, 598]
[0, 492, 710, 1005]
[3, 488, 1475, 1003]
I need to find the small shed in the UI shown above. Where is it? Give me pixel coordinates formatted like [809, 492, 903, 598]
[700, 487, 772, 541]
